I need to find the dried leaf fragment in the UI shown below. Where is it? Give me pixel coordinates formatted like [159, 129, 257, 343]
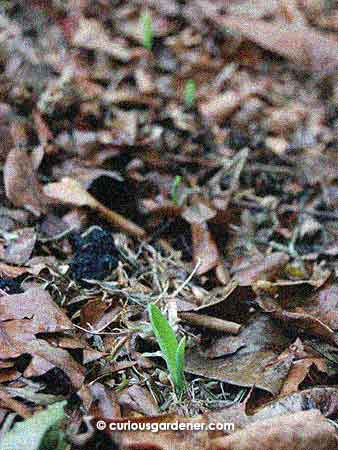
[72, 18, 135, 62]
[0, 227, 36, 265]
[0, 287, 73, 333]
[43, 177, 146, 238]
[211, 410, 337, 450]
[191, 222, 219, 275]
[4, 148, 48, 216]
[217, 15, 338, 75]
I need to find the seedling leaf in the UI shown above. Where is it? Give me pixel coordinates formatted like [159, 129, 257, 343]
[184, 79, 196, 107]
[141, 12, 153, 51]
[148, 304, 178, 385]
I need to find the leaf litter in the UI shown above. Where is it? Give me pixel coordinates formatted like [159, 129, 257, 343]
[0, 0, 337, 449]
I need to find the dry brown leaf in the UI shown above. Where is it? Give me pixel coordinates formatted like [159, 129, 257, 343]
[92, 387, 338, 449]
[199, 91, 247, 124]
[43, 177, 146, 238]
[0, 227, 36, 265]
[0, 262, 27, 278]
[54, 160, 122, 190]
[182, 202, 216, 224]
[87, 382, 121, 417]
[32, 109, 53, 147]
[4, 148, 48, 216]
[302, 283, 338, 330]
[233, 252, 290, 286]
[0, 387, 32, 419]
[23, 339, 85, 389]
[280, 357, 327, 395]
[252, 387, 338, 420]
[191, 222, 219, 275]
[0, 287, 73, 333]
[118, 385, 159, 416]
[104, 88, 159, 108]
[257, 282, 338, 344]
[72, 18, 136, 62]
[0, 323, 84, 389]
[216, 15, 338, 75]
[211, 410, 337, 450]
[186, 314, 293, 394]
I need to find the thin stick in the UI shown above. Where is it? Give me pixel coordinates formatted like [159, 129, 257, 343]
[95, 201, 146, 239]
[179, 312, 241, 335]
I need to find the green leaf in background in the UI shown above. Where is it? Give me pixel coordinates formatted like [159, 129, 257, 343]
[148, 304, 186, 394]
[1, 401, 67, 450]
[184, 79, 196, 107]
[141, 11, 153, 51]
[171, 175, 182, 205]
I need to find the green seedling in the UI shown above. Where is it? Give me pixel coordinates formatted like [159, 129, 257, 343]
[184, 79, 196, 107]
[141, 11, 153, 51]
[148, 303, 186, 395]
[171, 175, 182, 205]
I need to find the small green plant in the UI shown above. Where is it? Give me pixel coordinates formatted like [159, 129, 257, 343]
[171, 175, 182, 205]
[184, 79, 196, 107]
[141, 11, 153, 51]
[148, 303, 186, 395]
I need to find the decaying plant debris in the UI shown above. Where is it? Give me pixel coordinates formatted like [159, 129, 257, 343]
[0, 0, 337, 449]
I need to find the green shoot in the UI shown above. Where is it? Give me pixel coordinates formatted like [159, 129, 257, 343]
[171, 175, 182, 205]
[184, 79, 196, 107]
[148, 303, 186, 395]
[141, 11, 153, 51]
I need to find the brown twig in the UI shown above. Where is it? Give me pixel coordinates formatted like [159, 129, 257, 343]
[179, 312, 241, 335]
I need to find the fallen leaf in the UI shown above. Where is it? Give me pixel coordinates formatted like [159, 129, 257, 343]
[118, 384, 159, 416]
[87, 383, 121, 417]
[256, 282, 338, 344]
[211, 409, 337, 450]
[216, 14, 338, 75]
[182, 202, 217, 224]
[179, 312, 241, 335]
[191, 222, 220, 275]
[186, 314, 293, 394]
[43, 177, 146, 238]
[53, 159, 122, 190]
[280, 357, 327, 395]
[4, 148, 48, 216]
[0, 228, 36, 265]
[252, 387, 338, 420]
[233, 252, 290, 286]
[0, 287, 73, 333]
[23, 340, 84, 389]
[0, 262, 27, 278]
[72, 18, 136, 62]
